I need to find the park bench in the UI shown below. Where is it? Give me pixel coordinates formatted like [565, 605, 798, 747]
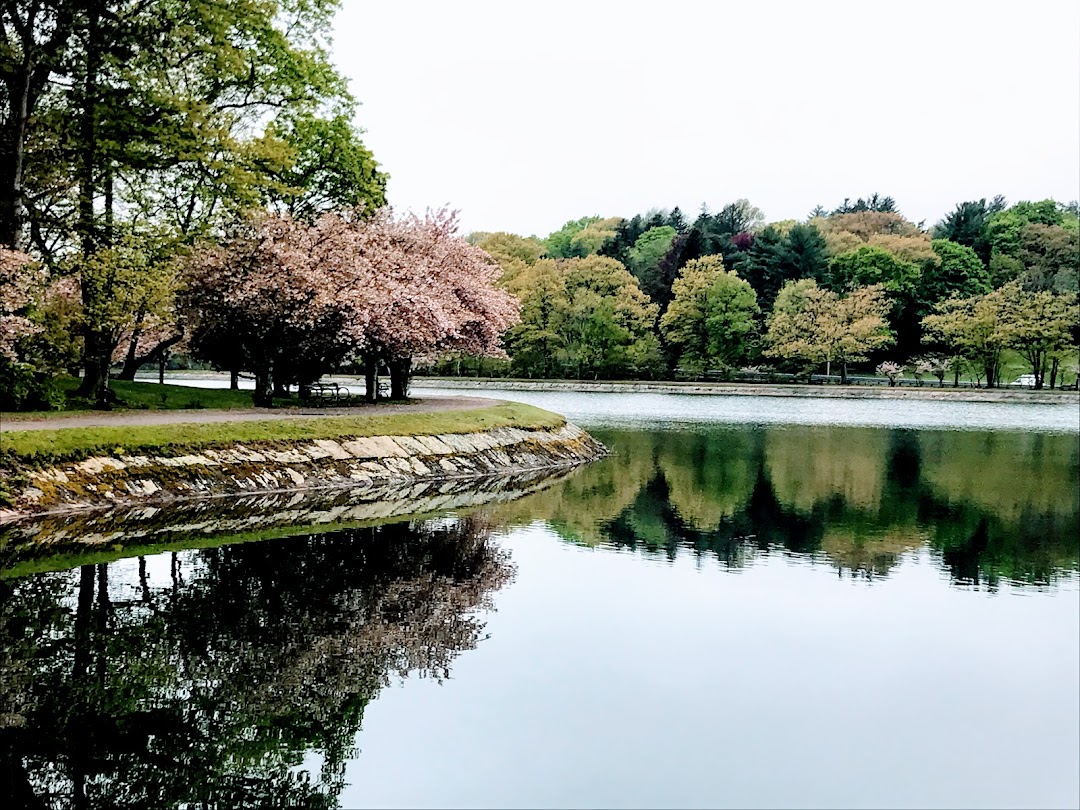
[304, 381, 348, 407]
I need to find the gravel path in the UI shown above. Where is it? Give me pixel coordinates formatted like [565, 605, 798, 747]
[0, 396, 505, 432]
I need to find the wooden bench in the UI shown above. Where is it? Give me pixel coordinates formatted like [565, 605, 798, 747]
[304, 381, 348, 407]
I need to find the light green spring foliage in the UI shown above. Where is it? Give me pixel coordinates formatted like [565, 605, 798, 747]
[765, 279, 894, 368]
[628, 226, 677, 281]
[503, 255, 661, 378]
[924, 283, 1079, 388]
[828, 245, 919, 296]
[470, 232, 547, 286]
[265, 110, 387, 221]
[660, 256, 760, 372]
[75, 231, 180, 350]
[544, 217, 600, 259]
[571, 217, 621, 256]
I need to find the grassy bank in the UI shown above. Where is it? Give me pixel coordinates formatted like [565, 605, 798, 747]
[5, 377, 295, 418]
[0, 402, 563, 463]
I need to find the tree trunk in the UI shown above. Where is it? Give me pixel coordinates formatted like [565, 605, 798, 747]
[116, 314, 146, 380]
[1050, 357, 1060, 390]
[953, 364, 960, 388]
[389, 357, 412, 400]
[273, 380, 288, 398]
[230, 369, 239, 390]
[0, 5, 76, 248]
[839, 361, 848, 386]
[77, 330, 115, 407]
[364, 356, 379, 403]
[158, 353, 167, 385]
[118, 332, 183, 381]
[75, 5, 107, 405]
[0, 77, 31, 249]
[253, 364, 274, 408]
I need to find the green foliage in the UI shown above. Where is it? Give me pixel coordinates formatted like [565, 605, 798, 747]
[828, 245, 919, 294]
[504, 256, 662, 379]
[660, 256, 760, 372]
[766, 280, 894, 377]
[545, 217, 600, 259]
[740, 223, 829, 308]
[932, 197, 1006, 265]
[920, 240, 991, 306]
[570, 217, 621, 256]
[265, 110, 388, 220]
[628, 225, 678, 300]
[922, 287, 1011, 387]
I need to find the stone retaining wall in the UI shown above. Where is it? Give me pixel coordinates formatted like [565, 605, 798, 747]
[414, 378, 1080, 405]
[0, 466, 578, 574]
[1, 422, 606, 521]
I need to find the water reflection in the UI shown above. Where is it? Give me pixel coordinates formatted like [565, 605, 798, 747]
[0, 517, 512, 808]
[493, 426, 1080, 588]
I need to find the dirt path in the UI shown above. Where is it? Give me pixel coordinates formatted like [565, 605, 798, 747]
[0, 396, 505, 432]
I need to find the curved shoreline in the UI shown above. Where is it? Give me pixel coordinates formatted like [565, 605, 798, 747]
[413, 377, 1080, 405]
[0, 403, 608, 523]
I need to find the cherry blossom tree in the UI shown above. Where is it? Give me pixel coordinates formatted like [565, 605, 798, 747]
[0, 248, 42, 362]
[180, 207, 519, 406]
[359, 208, 519, 399]
[181, 212, 370, 406]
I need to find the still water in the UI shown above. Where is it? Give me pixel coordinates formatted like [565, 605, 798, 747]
[2, 390, 1078, 808]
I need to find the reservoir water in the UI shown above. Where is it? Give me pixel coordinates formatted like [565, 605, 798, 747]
[2, 386, 1078, 808]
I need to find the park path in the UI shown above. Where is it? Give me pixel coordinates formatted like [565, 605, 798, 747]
[0, 396, 504, 432]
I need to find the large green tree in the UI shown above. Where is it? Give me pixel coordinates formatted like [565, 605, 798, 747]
[660, 256, 760, 373]
[628, 225, 678, 305]
[765, 279, 894, 383]
[504, 255, 661, 379]
[932, 196, 1006, 266]
[2, 0, 386, 405]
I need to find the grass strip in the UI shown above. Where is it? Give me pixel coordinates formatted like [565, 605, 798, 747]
[2, 377, 311, 418]
[0, 402, 564, 463]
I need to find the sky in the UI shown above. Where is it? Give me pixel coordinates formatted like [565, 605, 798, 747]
[331, 0, 1080, 238]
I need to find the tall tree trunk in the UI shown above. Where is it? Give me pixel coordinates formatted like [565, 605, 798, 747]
[0, 4, 76, 248]
[230, 369, 239, 390]
[1050, 357, 1060, 390]
[364, 355, 378, 403]
[0, 76, 31, 249]
[253, 363, 274, 408]
[389, 357, 412, 400]
[839, 361, 848, 386]
[75, 4, 105, 404]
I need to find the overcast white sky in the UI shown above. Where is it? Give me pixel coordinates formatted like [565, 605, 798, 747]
[332, 0, 1080, 237]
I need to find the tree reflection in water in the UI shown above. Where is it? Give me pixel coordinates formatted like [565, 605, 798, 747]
[493, 426, 1079, 587]
[0, 517, 513, 808]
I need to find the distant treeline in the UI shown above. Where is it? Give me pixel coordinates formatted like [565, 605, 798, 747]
[464, 195, 1079, 388]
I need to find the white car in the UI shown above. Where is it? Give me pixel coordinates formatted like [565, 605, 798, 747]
[1010, 374, 1036, 387]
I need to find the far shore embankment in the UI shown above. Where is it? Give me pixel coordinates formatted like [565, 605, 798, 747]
[412, 377, 1080, 405]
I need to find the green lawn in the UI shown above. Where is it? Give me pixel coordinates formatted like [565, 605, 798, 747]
[6, 377, 291, 417]
[0, 401, 564, 463]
